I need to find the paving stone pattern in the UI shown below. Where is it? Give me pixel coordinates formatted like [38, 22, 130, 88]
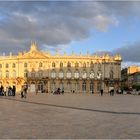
[0, 93, 140, 139]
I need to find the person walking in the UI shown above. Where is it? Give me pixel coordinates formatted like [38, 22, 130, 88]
[12, 85, 16, 96]
[100, 89, 103, 96]
[23, 85, 28, 98]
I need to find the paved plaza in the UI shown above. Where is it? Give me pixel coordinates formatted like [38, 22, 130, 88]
[0, 93, 140, 139]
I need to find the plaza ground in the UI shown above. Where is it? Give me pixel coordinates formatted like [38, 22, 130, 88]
[0, 93, 140, 139]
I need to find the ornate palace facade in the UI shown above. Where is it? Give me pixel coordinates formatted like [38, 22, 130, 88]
[0, 42, 122, 93]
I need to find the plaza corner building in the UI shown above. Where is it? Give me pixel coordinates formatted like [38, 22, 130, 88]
[0, 42, 122, 94]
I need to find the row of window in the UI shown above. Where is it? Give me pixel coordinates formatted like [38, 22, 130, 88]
[0, 62, 43, 68]
[0, 70, 114, 79]
[0, 61, 97, 68]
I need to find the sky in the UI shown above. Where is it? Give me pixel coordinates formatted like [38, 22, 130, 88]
[0, 1, 140, 67]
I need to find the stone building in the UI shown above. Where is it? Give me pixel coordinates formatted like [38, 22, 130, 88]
[0, 42, 122, 94]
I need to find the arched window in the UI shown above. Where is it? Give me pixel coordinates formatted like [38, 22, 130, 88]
[75, 62, 79, 68]
[60, 62, 63, 68]
[83, 62, 86, 68]
[6, 63, 9, 68]
[13, 70, 16, 78]
[12, 63, 16, 68]
[24, 63, 28, 68]
[67, 70, 71, 78]
[74, 71, 79, 79]
[39, 62, 43, 67]
[82, 81, 86, 92]
[24, 70, 28, 78]
[110, 70, 114, 79]
[0, 64, 2, 68]
[59, 70, 64, 78]
[90, 61, 94, 68]
[51, 70, 56, 78]
[6, 70, 9, 78]
[67, 62, 71, 68]
[52, 62, 55, 68]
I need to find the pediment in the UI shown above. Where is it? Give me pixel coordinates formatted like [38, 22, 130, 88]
[21, 50, 48, 59]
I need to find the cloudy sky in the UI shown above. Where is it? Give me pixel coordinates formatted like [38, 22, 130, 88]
[0, 1, 140, 66]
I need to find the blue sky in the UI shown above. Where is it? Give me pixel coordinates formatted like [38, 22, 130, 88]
[0, 1, 140, 66]
[63, 16, 140, 55]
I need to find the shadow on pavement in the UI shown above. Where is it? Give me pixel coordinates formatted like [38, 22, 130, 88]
[0, 97, 140, 116]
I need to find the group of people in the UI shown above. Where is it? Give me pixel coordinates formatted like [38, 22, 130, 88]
[52, 88, 64, 95]
[0, 85, 16, 96]
[100, 89, 115, 96]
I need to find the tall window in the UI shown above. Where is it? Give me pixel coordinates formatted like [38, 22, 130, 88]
[51, 82, 56, 92]
[60, 62, 63, 68]
[82, 71, 87, 79]
[97, 82, 102, 91]
[0, 71, 2, 77]
[90, 61, 94, 68]
[52, 62, 55, 68]
[110, 70, 114, 79]
[51, 70, 56, 78]
[67, 62, 71, 68]
[13, 70, 16, 78]
[75, 82, 80, 92]
[83, 62, 86, 68]
[39, 62, 43, 67]
[90, 82, 94, 93]
[0, 64, 2, 68]
[12, 63, 16, 68]
[39, 70, 43, 77]
[67, 82, 72, 92]
[31, 71, 35, 78]
[67, 70, 71, 78]
[38, 82, 43, 92]
[6, 70, 9, 78]
[24, 70, 28, 78]
[82, 81, 86, 92]
[6, 63, 9, 68]
[98, 63, 101, 70]
[59, 71, 64, 78]
[24, 63, 28, 68]
[60, 82, 64, 90]
[75, 62, 79, 68]
[74, 71, 79, 79]
[97, 71, 102, 79]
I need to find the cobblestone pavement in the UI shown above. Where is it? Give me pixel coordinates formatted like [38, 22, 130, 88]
[0, 93, 140, 139]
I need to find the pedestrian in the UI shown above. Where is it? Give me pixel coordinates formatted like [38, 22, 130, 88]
[6, 87, 8, 96]
[21, 86, 24, 98]
[100, 89, 103, 96]
[12, 85, 16, 96]
[24, 85, 28, 98]
[62, 88, 64, 95]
